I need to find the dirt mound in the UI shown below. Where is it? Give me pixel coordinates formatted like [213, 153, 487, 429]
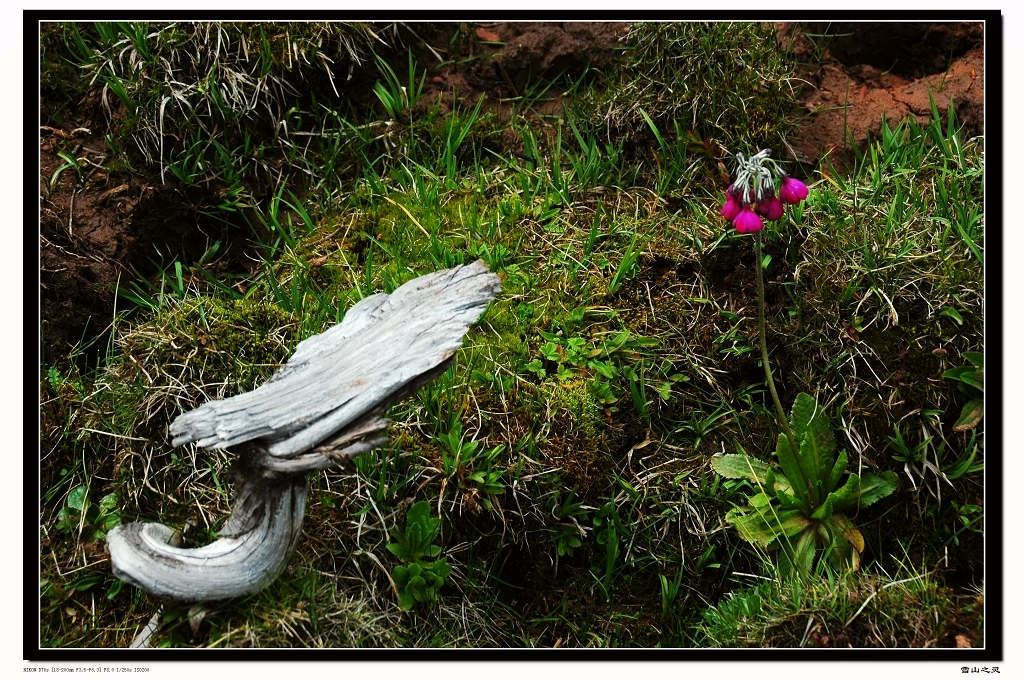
[425, 22, 629, 116]
[804, 22, 983, 79]
[781, 22, 984, 165]
[472, 22, 628, 90]
[39, 116, 241, 362]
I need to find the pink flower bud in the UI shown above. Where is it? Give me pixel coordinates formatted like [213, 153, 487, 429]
[733, 207, 763, 234]
[721, 194, 742, 220]
[756, 196, 784, 221]
[779, 176, 809, 204]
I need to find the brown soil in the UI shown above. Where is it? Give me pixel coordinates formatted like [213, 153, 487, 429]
[38, 21, 985, 363]
[780, 22, 984, 165]
[39, 99, 257, 363]
[424, 22, 629, 117]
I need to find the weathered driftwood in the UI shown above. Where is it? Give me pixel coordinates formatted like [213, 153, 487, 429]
[107, 260, 500, 602]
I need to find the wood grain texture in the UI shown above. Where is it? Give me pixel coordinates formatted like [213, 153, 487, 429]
[108, 474, 307, 601]
[107, 260, 500, 602]
[169, 259, 500, 461]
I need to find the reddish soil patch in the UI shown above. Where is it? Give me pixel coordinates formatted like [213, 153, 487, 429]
[780, 22, 984, 165]
[424, 22, 629, 118]
[39, 100, 255, 363]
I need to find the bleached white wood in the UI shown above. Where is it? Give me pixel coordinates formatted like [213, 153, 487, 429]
[169, 259, 500, 461]
[108, 474, 307, 601]
[107, 260, 500, 602]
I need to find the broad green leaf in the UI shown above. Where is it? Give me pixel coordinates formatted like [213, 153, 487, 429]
[799, 400, 838, 490]
[386, 540, 412, 562]
[725, 507, 779, 547]
[943, 366, 983, 391]
[710, 454, 771, 485]
[828, 449, 849, 492]
[67, 485, 87, 512]
[953, 399, 984, 431]
[821, 473, 861, 513]
[726, 506, 809, 548]
[432, 558, 451, 581]
[775, 433, 811, 510]
[798, 429, 836, 505]
[857, 471, 899, 507]
[789, 393, 817, 444]
[964, 351, 983, 369]
[712, 454, 794, 497]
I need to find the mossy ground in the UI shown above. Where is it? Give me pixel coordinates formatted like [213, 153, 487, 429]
[38, 21, 984, 649]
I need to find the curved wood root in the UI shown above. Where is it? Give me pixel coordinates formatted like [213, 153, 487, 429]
[107, 474, 307, 602]
[106, 260, 500, 603]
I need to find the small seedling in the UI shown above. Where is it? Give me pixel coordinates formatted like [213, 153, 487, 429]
[435, 420, 506, 509]
[387, 501, 451, 610]
[942, 351, 983, 432]
[592, 499, 625, 599]
[548, 489, 589, 558]
[57, 485, 121, 541]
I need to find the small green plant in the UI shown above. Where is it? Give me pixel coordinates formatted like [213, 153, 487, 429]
[711, 393, 899, 572]
[548, 488, 589, 558]
[942, 350, 983, 432]
[48, 149, 84, 189]
[57, 485, 121, 541]
[711, 150, 897, 574]
[387, 501, 451, 611]
[372, 50, 425, 121]
[525, 326, 658, 410]
[659, 568, 685, 615]
[608, 236, 642, 294]
[435, 420, 506, 509]
[592, 499, 626, 599]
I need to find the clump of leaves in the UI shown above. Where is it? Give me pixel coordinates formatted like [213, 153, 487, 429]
[435, 420, 506, 510]
[549, 489, 589, 558]
[57, 485, 121, 541]
[711, 393, 899, 572]
[387, 501, 451, 610]
[942, 350, 983, 432]
[525, 327, 660, 407]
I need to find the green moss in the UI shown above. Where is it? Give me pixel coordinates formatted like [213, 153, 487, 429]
[111, 297, 297, 394]
[549, 377, 605, 439]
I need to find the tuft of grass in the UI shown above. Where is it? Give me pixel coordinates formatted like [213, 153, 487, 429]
[694, 561, 970, 648]
[573, 22, 799, 153]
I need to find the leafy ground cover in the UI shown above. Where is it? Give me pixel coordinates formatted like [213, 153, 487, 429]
[38, 20, 985, 648]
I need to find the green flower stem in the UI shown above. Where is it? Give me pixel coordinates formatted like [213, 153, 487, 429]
[753, 232, 814, 501]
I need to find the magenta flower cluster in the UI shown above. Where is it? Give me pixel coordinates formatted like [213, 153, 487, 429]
[720, 149, 808, 234]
